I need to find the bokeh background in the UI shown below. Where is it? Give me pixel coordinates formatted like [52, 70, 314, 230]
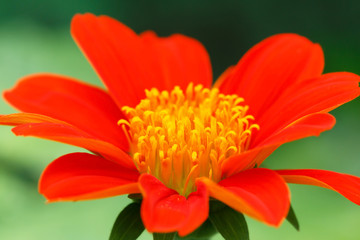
[1, 0, 360, 239]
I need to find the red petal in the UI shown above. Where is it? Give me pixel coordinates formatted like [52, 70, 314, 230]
[221, 113, 335, 177]
[276, 169, 360, 205]
[4, 74, 128, 151]
[71, 13, 212, 107]
[253, 72, 360, 146]
[0, 113, 66, 125]
[217, 33, 324, 119]
[259, 112, 335, 146]
[0, 113, 134, 169]
[39, 152, 140, 202]
[139, 174, 208, 236]
[13, 122, 135, 169]
[140, 31, 212, 91]
[200, 168, 290, 226]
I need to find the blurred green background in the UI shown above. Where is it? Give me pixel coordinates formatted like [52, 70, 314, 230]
[0, 0, 360, 239]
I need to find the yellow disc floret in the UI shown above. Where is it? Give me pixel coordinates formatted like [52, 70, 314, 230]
[118, 83, 259, 197]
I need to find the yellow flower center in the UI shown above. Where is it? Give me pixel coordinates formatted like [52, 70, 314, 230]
[119, 83, 259, 197]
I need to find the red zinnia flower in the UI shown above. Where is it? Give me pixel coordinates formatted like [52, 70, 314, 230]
[1, 13, 360, 237]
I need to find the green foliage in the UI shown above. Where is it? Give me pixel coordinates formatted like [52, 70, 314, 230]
[153, 232, 177, 240]
[209, 201, 249, 240]
[286, 204, 300, 231]
[174, 219, 217, 240]
[109, 202, 144, 240]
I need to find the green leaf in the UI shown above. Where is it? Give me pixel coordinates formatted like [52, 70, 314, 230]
[174, 219, 217, 240]
[153, 232, 176, 240]
[109, 202, 145, 240]
[286, 204, 300, 231]
[209, 201, 249, 240]
[128, 193, 143, 203]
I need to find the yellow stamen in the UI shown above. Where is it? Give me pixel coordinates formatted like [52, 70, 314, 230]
[119, 83, 259, 197]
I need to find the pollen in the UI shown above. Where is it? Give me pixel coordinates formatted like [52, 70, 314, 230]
[119, 83, 259, 197]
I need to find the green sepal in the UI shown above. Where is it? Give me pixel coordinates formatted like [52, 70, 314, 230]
[109, 202, 145, 240]
[209, 201, 249, 240]
[128, 193, 143, 203]
[286, 204, 300, 231]
[174, 219, 217, 240]
[153, 232, 176, 240]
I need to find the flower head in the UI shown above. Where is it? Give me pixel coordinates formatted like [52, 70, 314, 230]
[120, 83, 259, 197]
[1, 13, 360, 237]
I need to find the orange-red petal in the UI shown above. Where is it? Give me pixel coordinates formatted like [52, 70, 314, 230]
[276, 169, 360, 205]
[216, 33, 324, 119]
[199, 168, 290, 227]
[13, 122, 135, 169]
[140, 31, 212, 91]
[0, 112, 66, 125]
[0, 113, 134, 169]
[3, 74, 128, 151]
[71, 13, 212, 108]
[39, 152, 140, 202]
[139, 174, 208, 236]
[253, 72, 360, 146]
[259, 113, 335, 147]
[221, 113, 335, 177]
[216, 34, 360, 177]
